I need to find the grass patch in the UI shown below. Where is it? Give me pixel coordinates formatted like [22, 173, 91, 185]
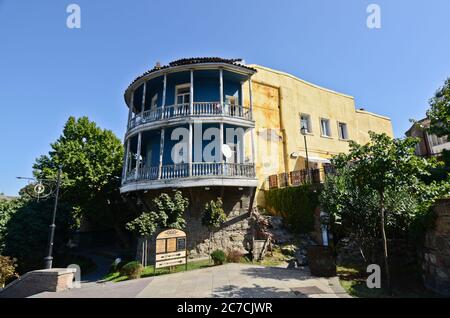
[337, 264, 439, 298]
[103, 259, 213, 282]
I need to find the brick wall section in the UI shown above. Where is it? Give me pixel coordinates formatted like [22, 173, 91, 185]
[422, 199, 450, 296]
[139, 186, 255, 262]
[0, 268, 76, 298]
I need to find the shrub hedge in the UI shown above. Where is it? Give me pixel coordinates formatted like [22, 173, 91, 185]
[264, 184, 319, 234]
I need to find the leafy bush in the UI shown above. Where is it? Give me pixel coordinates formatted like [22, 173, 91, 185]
[0, 255, 18, 287]
[119, 261, 143, 279]
[264, 184, 318, 233]
[202, 198, 227, 229]
[211, 250, 226, 265]
[226, 250, 243, 263]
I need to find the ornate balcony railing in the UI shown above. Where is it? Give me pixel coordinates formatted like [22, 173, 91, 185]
[128, 102, 252, 129]
[123, 162, 256, 184]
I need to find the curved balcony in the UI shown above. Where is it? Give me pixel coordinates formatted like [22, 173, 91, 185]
[127, 102, 253, 131]
[120, 162, 257, 193]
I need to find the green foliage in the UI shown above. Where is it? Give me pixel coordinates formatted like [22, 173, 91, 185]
[0, 199, 22, 253]
[264, 184, 318, 233]
[2, 198, 75, 273]
[32, 116, 127, 231]
[126, 191, 189, 237]
[320, 132, 449, 262]
[202, 197, 226, 229]
[119, 261, 143, 279]
[211, 249, 226, 265]
[427, 78, 450, 139]
[0, 255, 18, 287]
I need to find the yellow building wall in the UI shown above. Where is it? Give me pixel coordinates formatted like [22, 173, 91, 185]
[244, 64, 394, 207]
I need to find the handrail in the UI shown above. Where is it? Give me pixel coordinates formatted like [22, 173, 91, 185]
[128, 102, 252, 129]
[123, 162, 256, 184]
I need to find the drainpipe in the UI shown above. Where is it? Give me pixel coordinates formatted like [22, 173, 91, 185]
[277, 87, 290, 175]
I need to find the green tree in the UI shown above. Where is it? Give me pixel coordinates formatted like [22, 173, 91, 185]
[126, 191, 189, 235]
[202, 198, 227, 257]
[126, 191, 188, 266]
[33, 116, 130, 244]
[321, 132, 448, 292]
[427, 78, 450, 138]
[202, 198, 226, 230]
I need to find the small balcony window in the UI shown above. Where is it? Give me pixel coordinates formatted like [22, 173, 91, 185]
[338, 122, 348, 140]
[176, 84, 190, 105]
[300, 114, 312, 134]
[320, 118, 331, 137]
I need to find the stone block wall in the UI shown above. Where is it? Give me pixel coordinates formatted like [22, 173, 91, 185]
[139, 186, 255, 262]
[422, 199, 450, 296]
[0, 268, 76, 298]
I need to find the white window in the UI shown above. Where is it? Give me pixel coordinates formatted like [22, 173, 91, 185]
[320, 118, 331, 137]
[225, 95, 237, 105]
[175, 84, 190, 105]
[300, 114, 312, 134]
[151, 94, 158, 110]
[338, 122, 348, 140]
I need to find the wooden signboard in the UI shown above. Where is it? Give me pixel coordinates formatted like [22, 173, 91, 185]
[155, 229, 187, 272]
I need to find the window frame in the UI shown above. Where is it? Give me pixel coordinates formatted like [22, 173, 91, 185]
[175, 83, 191, 106]
[320, 118, 332, 137]
[337, 121, 349, 140]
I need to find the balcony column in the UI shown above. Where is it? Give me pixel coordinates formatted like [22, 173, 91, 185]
[248, 77, 253, 120]
[219, 68, 224, 113]
[188, 123, 193, 176]
[162, 74, 167, 118]
[190, 70, 194, 115]
[135, 132, 142, 180]
[127, 91, 134, 129]
[220, 123, 224, 174]
[141, 82, 147, 119]
[249, 76, 256, 175]
[122, 138, 130, 181]
[158, 128, 165, 179]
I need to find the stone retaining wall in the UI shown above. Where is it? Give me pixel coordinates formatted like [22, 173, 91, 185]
[139, 186, 255, 263]
[422, 198, 450, 296]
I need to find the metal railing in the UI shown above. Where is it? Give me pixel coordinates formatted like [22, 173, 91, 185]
[268, 168, 331, 189]
[123, 162, 256, 184]
[128, 102, 252, 129]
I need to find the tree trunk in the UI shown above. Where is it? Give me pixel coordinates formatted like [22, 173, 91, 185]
[379, 190, 392, 294]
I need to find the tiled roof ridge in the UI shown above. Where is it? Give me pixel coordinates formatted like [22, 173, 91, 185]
[125, 57, 256, 95]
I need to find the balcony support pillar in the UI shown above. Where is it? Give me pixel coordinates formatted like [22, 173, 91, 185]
[135, 132, 142, 180]
[190, 70, 194, 115]
[162, 74, 167, 118]
[250, 128, 255, 175]
[248, 77, 253, 120]
[219, 68, 224, 112]
[141, 82, 147, 118]
[220, 122, 224, 173]
[188, 123, 193, 177]
[122, 139, 130, 181]
[158, 128, 165, 179]
[127, 91, 134, 129]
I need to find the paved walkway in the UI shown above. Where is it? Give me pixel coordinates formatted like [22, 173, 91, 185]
[33, 263, 350, 298]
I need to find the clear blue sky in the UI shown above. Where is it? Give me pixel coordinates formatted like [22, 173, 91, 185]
[1, 0, 450, 196]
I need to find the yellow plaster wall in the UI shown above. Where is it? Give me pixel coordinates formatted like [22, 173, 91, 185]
[244, 64, 393, 207]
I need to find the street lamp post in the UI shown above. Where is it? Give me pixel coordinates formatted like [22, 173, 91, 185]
[17, 165, 63, 269]
[44, 166, 62, 269]
[300, 127, 310, 182]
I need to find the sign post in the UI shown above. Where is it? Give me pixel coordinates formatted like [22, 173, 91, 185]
[154, 229, 187, 274]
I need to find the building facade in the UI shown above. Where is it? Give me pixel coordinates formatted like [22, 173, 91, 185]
[120, 57, 393, 257]
[405, 118, 450, 157]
